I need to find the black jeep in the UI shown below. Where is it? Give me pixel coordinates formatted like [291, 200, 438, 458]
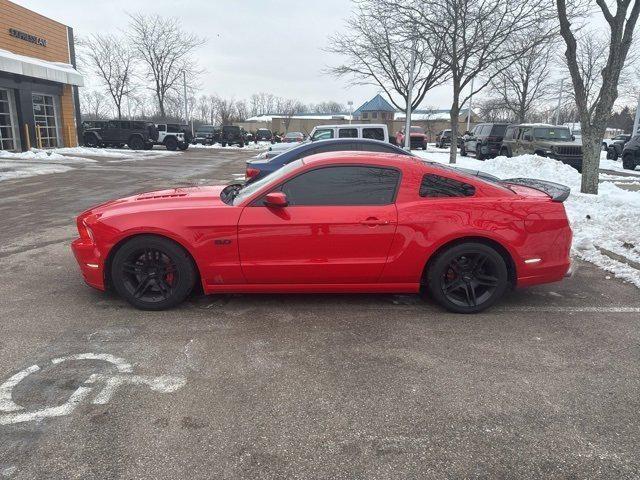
[83, 120, 158, 150]
[220, 125, 244, 147]
[193, 125, 220, 145]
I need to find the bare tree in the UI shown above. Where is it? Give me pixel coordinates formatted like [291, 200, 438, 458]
[80, 90, 110, 120]
[79, 34, 135, 119]
[249, 92, 277, 116]
[393, 0, 550, 162]
[326, 0, 449, 113]
[275, 98, 306, 131]
[488, 34, 557, 123]
[128, 13, 205, 119]
[557, 0, 640, 193]
[310, 101, 346, 114]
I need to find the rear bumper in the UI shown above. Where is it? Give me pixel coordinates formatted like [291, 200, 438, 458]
[71, 238, 105, 290]
[517, 260, 572, 287]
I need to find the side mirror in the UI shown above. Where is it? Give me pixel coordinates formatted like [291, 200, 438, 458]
[264, 192, 288, 207]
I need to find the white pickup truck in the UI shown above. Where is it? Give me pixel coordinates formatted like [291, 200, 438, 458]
[156, 124, 190, 151]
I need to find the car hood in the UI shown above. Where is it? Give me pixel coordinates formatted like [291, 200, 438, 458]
[83, 186, 227, 218]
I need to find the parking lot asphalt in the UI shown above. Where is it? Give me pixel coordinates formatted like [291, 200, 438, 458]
[1, 148, 639, 479]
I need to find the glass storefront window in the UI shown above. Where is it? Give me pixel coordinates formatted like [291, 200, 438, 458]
[0, 88, 19, 151]
[32, 93, 61, 148]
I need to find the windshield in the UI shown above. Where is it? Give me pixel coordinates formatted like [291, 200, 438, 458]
[410, 127, 424, 133]
[533, 127, 572, 141]
[233, 159, 304, 205]
[197, 126, 216, 133]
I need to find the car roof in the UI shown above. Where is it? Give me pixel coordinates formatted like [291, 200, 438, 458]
[300, 150, 422, 168]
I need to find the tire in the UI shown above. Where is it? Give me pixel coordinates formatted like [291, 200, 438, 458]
[422, 143, 427, 150]
[178, 143, 188, 151]
[239, 142, 244, 148]
[129, 136, 144, 150]
[221, 142, 227, 147]
[500, 147, 511, 158]
[622, 154, 636, 170]
[602, 142, 608, 151]
[426, 242, 509, 314]
[110, 235, 196, 311]
[84, 133, 99, 148]
[144, 143, 154, 150]
[460, 145, 467, 156]
[164, 137, 178, 151]
[476, 150, 484, 161]
[606, 147, 617, 160]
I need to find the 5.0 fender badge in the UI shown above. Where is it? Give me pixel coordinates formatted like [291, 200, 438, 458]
[214, 239, 232, 245]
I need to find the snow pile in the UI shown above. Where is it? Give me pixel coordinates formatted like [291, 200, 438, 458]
[417, 150, 640, 287]
[0, 160, 73, 181]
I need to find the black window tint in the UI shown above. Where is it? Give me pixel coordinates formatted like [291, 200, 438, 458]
[316, 143, 357, 153]
[363, 128, 384, 140]
[338, 128, 358, 138]
[419, 174, 476, 198]
[490, 124, 508, 136]
[361, 143, 400, 153]
[281, 166, 400, 205]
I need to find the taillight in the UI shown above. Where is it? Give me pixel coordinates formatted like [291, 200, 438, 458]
[246, 167, 260, 179]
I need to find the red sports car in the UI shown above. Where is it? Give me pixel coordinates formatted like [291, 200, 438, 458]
[71, 152, 572, 313]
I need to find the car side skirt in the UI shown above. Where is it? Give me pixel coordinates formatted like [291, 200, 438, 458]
[203, 282, 420, 295]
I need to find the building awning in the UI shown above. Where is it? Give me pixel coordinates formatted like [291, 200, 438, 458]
[0, 49, 84, 87]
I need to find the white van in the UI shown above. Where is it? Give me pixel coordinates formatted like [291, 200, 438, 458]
[309, 124, 389, 143]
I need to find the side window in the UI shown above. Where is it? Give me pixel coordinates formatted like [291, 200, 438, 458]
[338, 128, 358, 138]
[311, 129, 334, 141]
[362, 143, 401, 153]
[504, 127, 513, 139]
[363, 128, 384, 141]
[280, 166, 400, 206]
[158, 124, 166, 132]
[419, 174, 476, 198]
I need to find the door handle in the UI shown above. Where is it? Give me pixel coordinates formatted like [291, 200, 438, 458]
[360, 217, 390, 226]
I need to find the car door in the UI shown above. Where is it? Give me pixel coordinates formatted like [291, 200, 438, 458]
[237, 165, 400, 284]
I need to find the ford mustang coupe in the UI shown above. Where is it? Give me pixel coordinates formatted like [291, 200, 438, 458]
[71, 152, 572, 313]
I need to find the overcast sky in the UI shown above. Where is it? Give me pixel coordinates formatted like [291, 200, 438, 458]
[15, 0, 457, 111]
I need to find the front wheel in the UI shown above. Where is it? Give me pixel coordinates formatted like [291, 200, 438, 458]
[426, 242, 509, 313]
[129, 136, 144, 150]
[460, 145, 467, 156]
[111, 235, 196, 310]
[165, 137, 178, 151]
[84, 133, 99, 148]
[606, 147, 617, 160]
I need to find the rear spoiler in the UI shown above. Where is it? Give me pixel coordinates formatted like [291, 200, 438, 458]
[502, 178, 571, 202]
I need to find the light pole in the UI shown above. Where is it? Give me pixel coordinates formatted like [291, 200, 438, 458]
[404, 39, 417, 151]
[466, 77, 474, 133]
[183, 70, 189, 126]
[555, 78, 564, 126]
[633, 93, 640, 136]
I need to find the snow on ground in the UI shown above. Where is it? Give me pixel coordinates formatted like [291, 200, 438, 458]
[0, 160, 73, 182]
[599, 153, 640, 175]
[415, 147, 640, 288]
[190, 142, 270, 151]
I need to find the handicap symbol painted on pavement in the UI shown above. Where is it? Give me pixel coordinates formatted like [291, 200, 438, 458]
[0, 353, 186, 425]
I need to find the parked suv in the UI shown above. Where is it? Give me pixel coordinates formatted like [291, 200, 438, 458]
[220, 125, 245, 147]
[193, 125, 220, 145]
[435, 129, 452, 148]
[461, 123, 509, 159]
[156, 124, 190, 151]
[83, 120, 158, 150]
[622, 135, 640, 170]
[254, 128, 273, 142]
[605, 134, 632, 160]
[500, 124, 582, 171]
[309, 124, 389, 143]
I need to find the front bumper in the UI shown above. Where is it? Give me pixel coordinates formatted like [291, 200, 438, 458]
[71, 238, 105, 290]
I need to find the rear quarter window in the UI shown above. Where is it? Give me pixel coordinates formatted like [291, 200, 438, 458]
[363, 128, 385, 141]
[490, 125, 508, 136]
[420, 174, 476, 198]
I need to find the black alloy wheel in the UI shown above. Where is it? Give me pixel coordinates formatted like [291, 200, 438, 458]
[84, 133, 99, 148]
[111, 236, 196, 310]
[165, 137, 178, 151]
[427, 242, 508, 313]
[129, 136, 144, 150]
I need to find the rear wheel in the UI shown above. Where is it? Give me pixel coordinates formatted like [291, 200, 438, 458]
[460, 145, 467, 156]
[164, 137, 178, 151]
[111, 235, 196, 310]
[84, 133, 99, 147]
[500, 147, 511, 158]
[606, 146, 618, 160]
[129, 136, 144, 150]
[426, 242, 509, 313]
[622, 154, 636, 170]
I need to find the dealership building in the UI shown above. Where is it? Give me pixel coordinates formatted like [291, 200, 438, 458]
[0, 0, 83, 152]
